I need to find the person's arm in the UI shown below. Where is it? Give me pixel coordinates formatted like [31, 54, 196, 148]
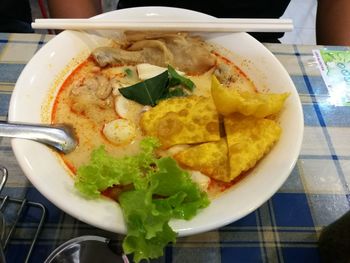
[47, 0, 102, 18]
[316, 0, 350, 45]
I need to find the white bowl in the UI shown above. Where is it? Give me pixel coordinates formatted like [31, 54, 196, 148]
[9, 7, 303, 236]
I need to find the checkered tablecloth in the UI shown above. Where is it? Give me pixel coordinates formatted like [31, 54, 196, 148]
[1, 33, 350, 263]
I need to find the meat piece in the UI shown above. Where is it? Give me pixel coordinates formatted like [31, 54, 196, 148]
[126, 32, 217, 74]
[169, 37, 216, 74]
[124, 31, 186, 42]
[74, 75, 112, 100]
[127, 40, 174, 66]
[95, 75, 112, 99]
[214, 63, 238, 86]
[69, 74, 114, 120]
[92, 47, 144, 67]
[92, 43, 174, 69]
[91, 32, 217, 74]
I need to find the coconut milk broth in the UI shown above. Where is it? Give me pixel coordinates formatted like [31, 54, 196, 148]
[52, 42, 256, 196]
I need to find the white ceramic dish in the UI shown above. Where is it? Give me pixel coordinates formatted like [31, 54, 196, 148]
[9, 7, 303, 236]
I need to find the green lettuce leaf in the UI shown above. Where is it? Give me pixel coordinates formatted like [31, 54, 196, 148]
[74, 137, 210, 263]
[75, 137, 159, 197]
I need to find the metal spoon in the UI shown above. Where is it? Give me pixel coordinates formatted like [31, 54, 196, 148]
[0, 166, 8, 263]
[0, 121, 78, 154]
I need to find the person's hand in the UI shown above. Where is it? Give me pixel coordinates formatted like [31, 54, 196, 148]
[316, 0, 350, 45]
[47, 0, 102, 18]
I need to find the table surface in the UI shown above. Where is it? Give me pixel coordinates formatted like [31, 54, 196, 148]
[1, 33, 350, 263]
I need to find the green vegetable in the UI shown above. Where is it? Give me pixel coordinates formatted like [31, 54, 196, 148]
[119, 65, 195, 106]
[74, 137, 209, 262]
[119, 71, 169, 107]
[167, 65, 195, 91]
[163, 87, 186, 99]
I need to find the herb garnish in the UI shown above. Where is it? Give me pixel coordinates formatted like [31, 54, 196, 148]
[124, 68, 133, 77]
[167, 65, 195, 91]
[119, 65, 195, 106]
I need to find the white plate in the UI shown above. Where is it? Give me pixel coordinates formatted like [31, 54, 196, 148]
[9, 7, 303, 236]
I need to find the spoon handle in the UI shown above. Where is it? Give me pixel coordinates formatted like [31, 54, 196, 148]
[0, 121, 77, 154]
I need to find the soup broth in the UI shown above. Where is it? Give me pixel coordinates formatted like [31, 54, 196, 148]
[52, 32, 257, 196]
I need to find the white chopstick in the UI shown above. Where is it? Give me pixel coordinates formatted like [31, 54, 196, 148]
[32, 18, 293, 32]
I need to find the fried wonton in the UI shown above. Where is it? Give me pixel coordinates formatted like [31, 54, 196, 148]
[224, 114, 282, 180]
[140, 96, 220, 148]
[211, 75, 289, 118]
[173, 138, 230, 182]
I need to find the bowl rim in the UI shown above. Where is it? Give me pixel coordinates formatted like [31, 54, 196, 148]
[8, 6, 304, 236]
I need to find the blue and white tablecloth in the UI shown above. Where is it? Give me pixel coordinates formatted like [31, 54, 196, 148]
[1, 33, 350, 263]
